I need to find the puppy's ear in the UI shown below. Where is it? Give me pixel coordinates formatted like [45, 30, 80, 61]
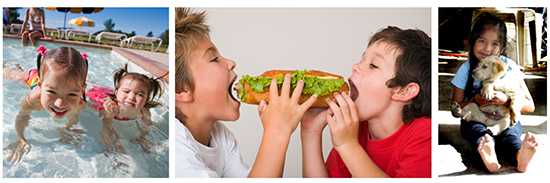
[492, 59, 506, 78]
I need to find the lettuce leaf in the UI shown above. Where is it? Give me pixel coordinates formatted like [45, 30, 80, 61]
[238, 70, 345, 100]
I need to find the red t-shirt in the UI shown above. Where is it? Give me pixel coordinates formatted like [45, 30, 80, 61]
[325, 117, 431, 178]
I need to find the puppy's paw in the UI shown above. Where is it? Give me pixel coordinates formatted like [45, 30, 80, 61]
[483, 91, 495, 101]
[450, 102, 463, 118]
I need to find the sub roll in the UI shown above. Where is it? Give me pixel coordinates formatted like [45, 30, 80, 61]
[235, 70, 349, 107]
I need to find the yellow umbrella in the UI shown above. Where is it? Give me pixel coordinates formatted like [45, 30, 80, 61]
[46, 7, 103, 29]
[69, 16, 94, 27]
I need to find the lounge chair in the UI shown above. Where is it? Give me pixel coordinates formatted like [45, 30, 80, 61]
[9, 23, 22, 34]
[67, 30, 92, 42]
[45, 27, 62, 39]
[121, 35, 163, 51]
[95, 31, 127, 46]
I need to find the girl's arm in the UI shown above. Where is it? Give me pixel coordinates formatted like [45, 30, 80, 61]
[100, 100, 125, 153]
[301, 108, 329, 177]
[451, 86, 467, 107]
[138, 109, 153, 140]
[453, 84, 503, 107]
[132, 109, 153, 153]
[100, 114, 125, 153]
[10, 92, 40, 163]
[103, 97, 119, 118]
[470, 79, 534, 113]
[519, 79, 535, 113]
[15, 94, 36, 141]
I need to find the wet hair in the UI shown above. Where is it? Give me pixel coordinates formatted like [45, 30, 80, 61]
[464, 12, 507, 100]
[113, 64, 164, 109]
[36, 46, 88, 100]
[367, 26, 431, 123]
[175, 7, 209, 94]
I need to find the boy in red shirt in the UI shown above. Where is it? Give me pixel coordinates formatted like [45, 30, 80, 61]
[301, 26, 431, 178]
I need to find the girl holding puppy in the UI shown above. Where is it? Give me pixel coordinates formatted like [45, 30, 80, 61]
[450, 12, 537, 173]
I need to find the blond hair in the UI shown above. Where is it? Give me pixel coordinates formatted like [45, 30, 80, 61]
[175, 8, 209, 93]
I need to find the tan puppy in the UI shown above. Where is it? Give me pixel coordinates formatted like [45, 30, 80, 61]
[452, 56, 523, 135]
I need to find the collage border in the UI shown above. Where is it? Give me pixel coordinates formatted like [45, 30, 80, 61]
[1, 0, 549, 182]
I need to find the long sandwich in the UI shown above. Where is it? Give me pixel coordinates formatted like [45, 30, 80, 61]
[234, 70, 349, 107]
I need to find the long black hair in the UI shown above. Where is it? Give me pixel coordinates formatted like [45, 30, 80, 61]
[463, 12, 507, 100]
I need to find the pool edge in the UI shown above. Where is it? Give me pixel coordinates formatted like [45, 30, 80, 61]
[4, 36, 169, 83]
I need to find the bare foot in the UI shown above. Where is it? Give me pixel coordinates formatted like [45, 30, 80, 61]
[517, 132, 537, 172]
[478, 134, 501, 173]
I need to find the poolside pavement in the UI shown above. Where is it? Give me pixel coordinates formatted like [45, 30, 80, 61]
[112, 47, 168, 82]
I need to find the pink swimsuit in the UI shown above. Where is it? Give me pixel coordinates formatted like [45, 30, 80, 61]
[87, 85, 134, 121]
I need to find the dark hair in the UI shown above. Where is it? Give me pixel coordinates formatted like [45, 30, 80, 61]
[464, 12, 507, 100]
[368, 26, 431, 123]
[113, 64, 165, 108]
[36, 46, 89, 101]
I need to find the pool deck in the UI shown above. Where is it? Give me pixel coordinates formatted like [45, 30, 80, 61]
[3, 35, 168, 82]
[112, 48, 168, 82]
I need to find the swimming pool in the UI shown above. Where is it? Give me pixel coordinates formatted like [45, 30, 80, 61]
[2, 38, 169, 177]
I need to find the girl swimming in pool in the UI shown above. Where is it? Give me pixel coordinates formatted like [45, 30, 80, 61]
[4, 45, 89, 164]
[87, 64, 164, 153]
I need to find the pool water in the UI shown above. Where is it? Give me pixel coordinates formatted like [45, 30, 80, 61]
[2, 38, 169, 177]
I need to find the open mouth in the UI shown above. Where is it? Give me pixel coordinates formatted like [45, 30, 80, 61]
[349, 79, 359, 101]
[49, 106, 68, 117]
[229, 76, 240, 103]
